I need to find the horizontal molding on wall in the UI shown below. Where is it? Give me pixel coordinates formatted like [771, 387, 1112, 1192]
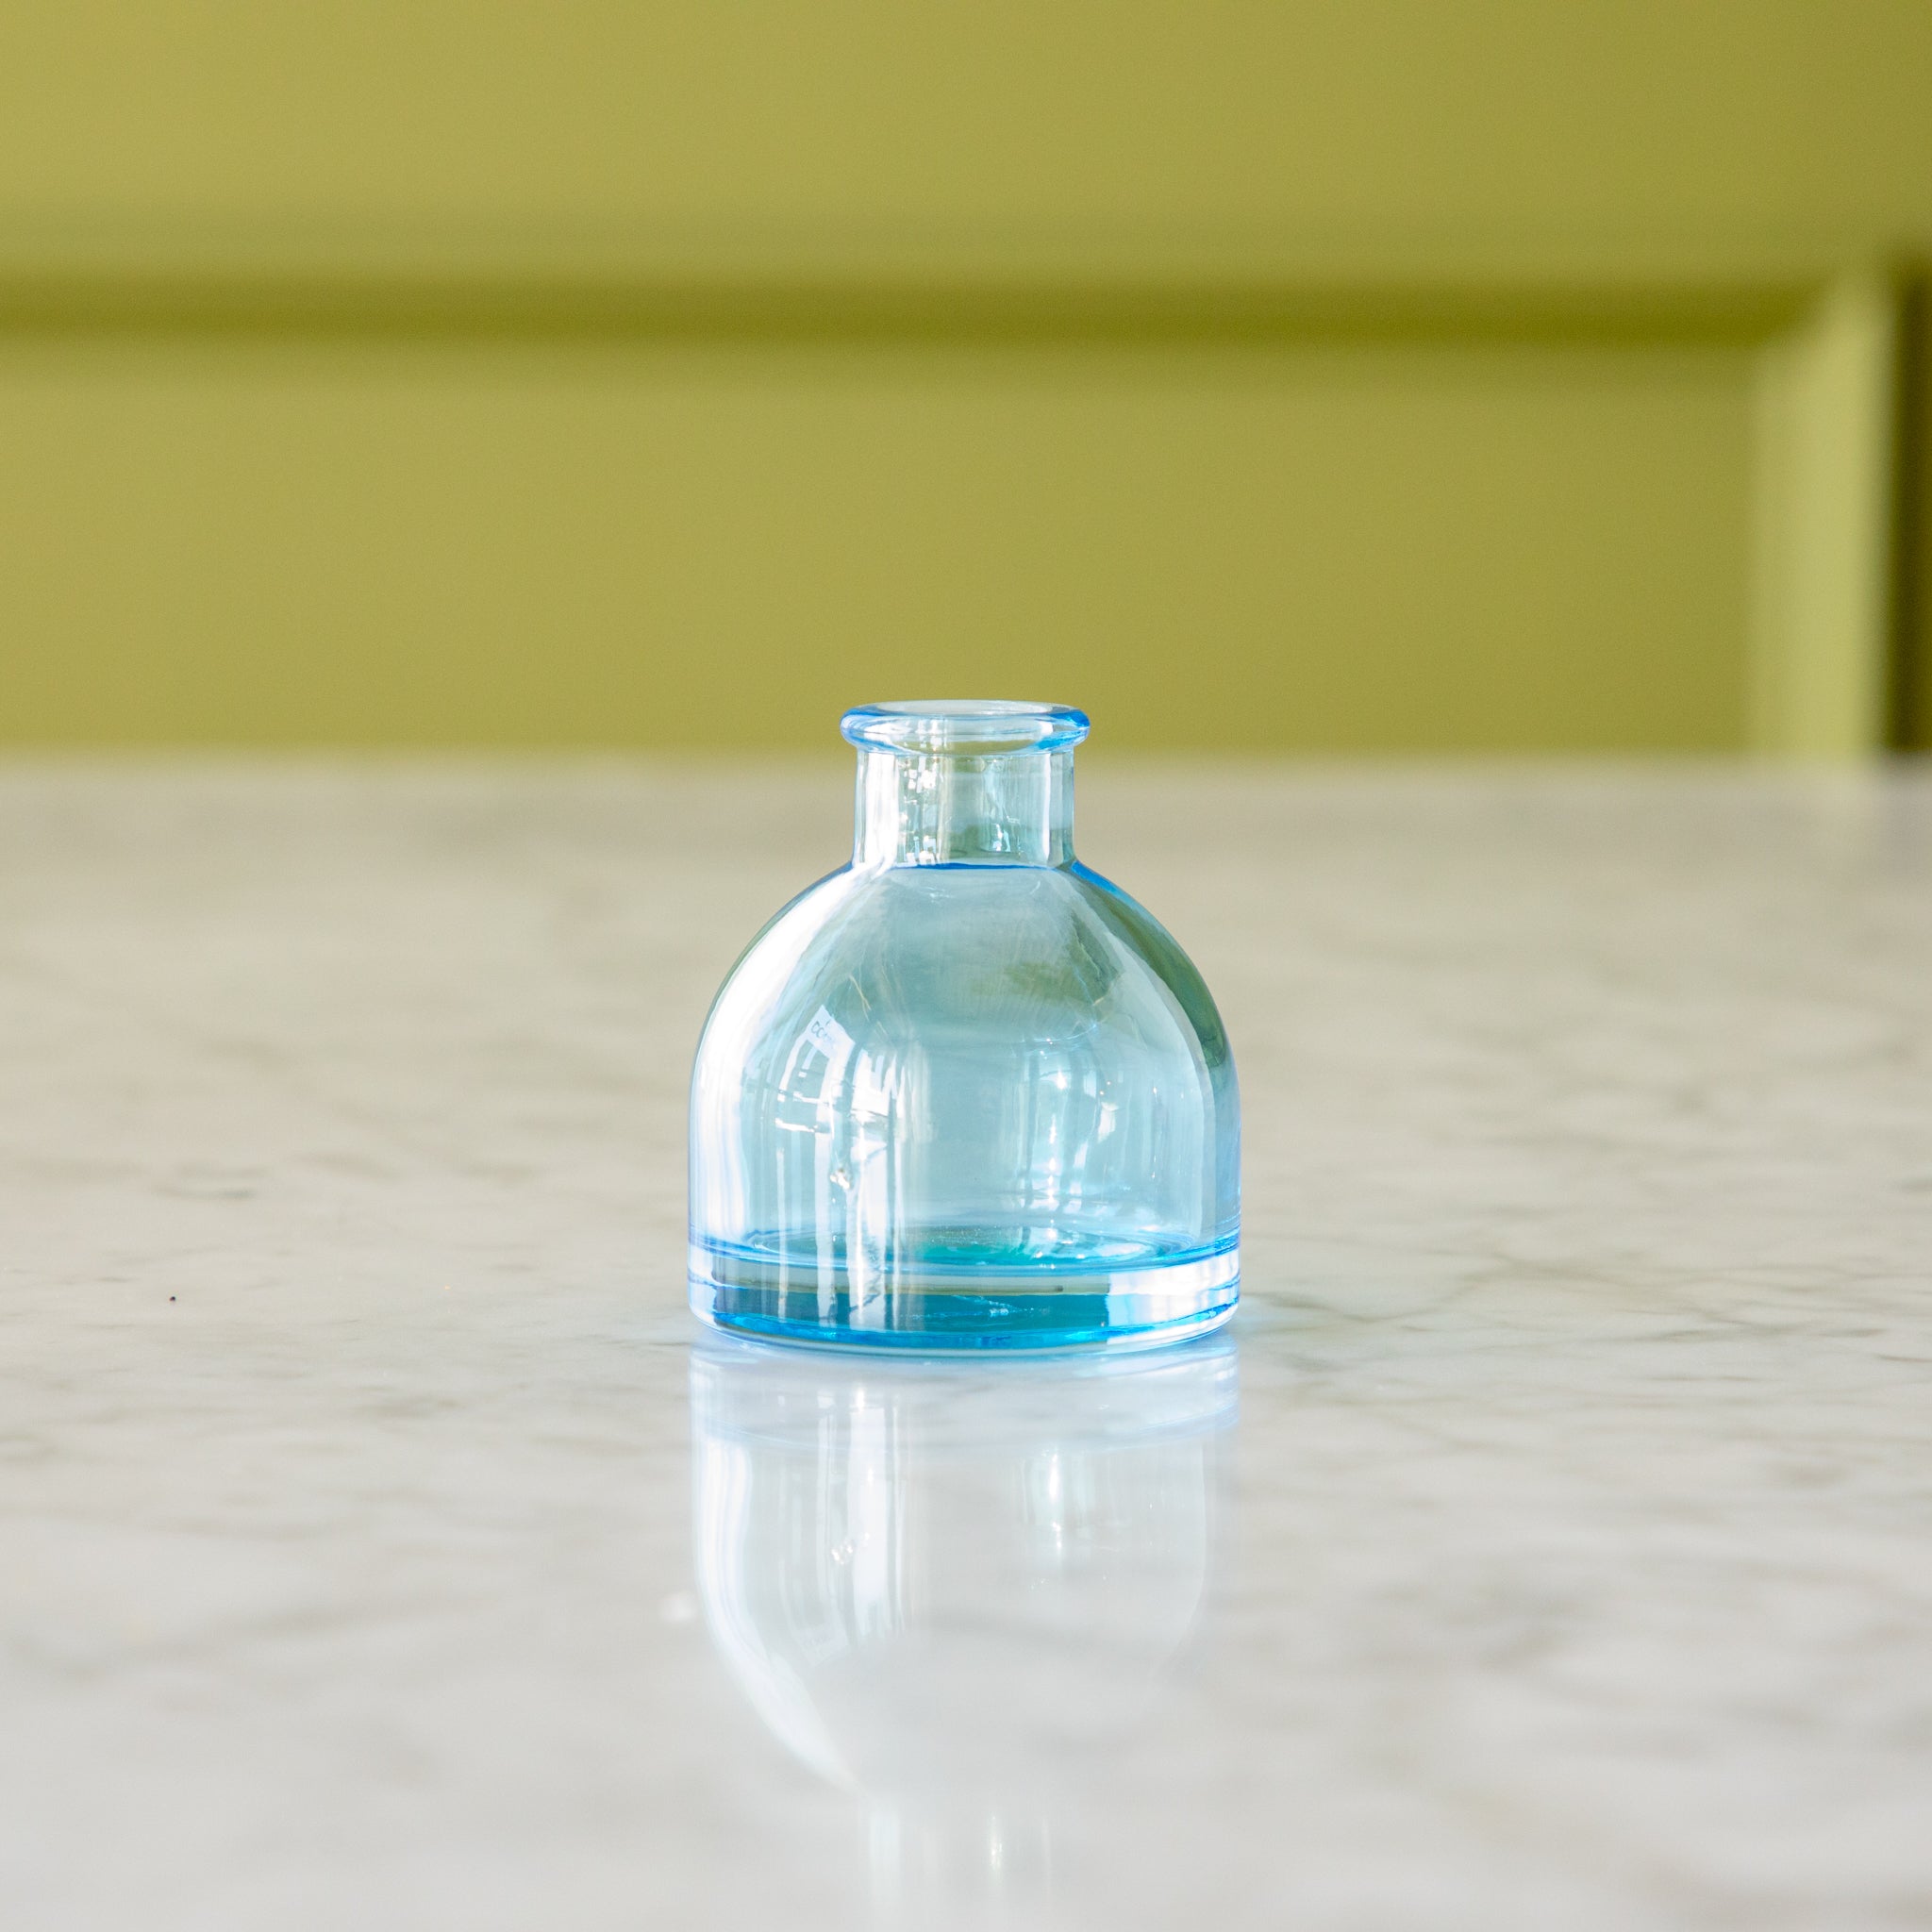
[0, 268, 1817, 350]
[0, 224, 1840, 345]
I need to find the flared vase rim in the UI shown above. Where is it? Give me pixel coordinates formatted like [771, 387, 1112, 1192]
[841, 700, 1091, 756]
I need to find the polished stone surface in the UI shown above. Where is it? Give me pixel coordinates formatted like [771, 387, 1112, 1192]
[2, 762, 1929, 1930]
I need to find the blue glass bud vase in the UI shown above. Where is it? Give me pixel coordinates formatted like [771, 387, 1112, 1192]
[689, 700, 1239, 1351]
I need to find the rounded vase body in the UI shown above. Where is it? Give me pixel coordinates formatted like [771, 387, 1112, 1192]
[689, 701, 1239, 1351]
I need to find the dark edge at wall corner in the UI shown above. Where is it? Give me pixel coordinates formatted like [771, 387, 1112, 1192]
[1890, 266, 1931, 752]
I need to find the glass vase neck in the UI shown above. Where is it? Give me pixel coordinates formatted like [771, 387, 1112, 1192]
[853, 746, 1074, 867]
[842, 702, 1088, 871]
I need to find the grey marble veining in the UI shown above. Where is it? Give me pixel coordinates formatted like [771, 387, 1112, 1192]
[2, 761, 1929, 1930]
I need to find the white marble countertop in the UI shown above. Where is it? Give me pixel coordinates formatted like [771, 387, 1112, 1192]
[3, 762, 1929, 1931]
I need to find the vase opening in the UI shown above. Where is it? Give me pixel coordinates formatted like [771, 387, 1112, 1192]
[841, 699, 1091, 757]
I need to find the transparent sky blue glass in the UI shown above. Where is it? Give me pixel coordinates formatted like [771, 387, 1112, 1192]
[689, 700, 1239, 1351]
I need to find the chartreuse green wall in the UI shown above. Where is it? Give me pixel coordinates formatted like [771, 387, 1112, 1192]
[1, 4, 1928, 752]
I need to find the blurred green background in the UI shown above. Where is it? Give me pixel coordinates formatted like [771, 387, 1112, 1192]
[2, 3, 1928, 755]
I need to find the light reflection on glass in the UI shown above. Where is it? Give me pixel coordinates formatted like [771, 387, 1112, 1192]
[690, 1333, 1236, 1915]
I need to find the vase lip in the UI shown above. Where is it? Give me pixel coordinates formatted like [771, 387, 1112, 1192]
[841, 699, 1091, 756]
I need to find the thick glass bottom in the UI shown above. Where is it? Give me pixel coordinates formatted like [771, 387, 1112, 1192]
[687, 1238, 1239, 1353]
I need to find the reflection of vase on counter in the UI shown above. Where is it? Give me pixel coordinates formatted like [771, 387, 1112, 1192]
[690, 1333, 1237, 1915]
